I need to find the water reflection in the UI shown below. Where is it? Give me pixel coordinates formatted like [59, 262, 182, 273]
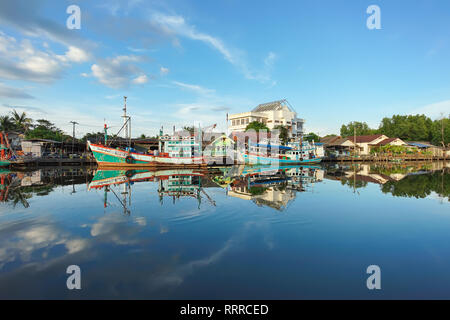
[325, 162, 449, 200]
[86, 165, 326, 213]
[0, 162, 448, 213]
[0, 162, 448, 299]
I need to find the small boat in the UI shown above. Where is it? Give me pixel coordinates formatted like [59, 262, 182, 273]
[242, 140, 323, 165]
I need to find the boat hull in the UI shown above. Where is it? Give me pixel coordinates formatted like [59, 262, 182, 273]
[0, 160, 10, 167]
[88, 142, 206, 167]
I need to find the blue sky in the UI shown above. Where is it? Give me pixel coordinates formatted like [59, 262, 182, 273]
[0, 0, 449, 137]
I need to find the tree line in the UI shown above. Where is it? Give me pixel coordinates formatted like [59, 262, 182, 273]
[0, 110, 74, 142]
[0, 110, 155, 143]
[2, 111, 448, 147]
[339, 114, 449, 147]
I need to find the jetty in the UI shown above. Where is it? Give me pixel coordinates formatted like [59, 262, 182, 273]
[10, 156, 96, 168]
[322, 154, 448, 163]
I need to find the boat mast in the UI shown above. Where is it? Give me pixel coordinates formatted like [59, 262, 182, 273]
[122, 96, 132, 149]
[122, 96, 128, 140]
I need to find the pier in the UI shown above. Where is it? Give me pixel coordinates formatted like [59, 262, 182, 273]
[322, 155, 448, 162]
[10, 157, 96, 168]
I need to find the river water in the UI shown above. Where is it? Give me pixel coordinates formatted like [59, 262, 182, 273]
[0, 162, 448, 299]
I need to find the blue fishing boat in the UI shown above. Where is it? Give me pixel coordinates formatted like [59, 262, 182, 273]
[242, 140, 323, 165]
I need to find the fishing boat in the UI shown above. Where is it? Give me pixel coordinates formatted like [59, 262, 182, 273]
[88, 141, 205, 167]
[88, 97, 206, 167]
[0, 132, 12, 167]
[242, 140, 323, 165]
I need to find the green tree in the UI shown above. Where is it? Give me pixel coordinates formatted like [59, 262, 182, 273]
[183, 126, 195, 135]
[245, 121, 269, 133]
[430, 116, 450, 147]
[35, 119, 56, 130]
[274, 125, 289, 145]
[0, 115, 15, 132]
[340, 121, 376, 137]
[304, 132, 320, 142]
[10, 110, 32, 133]
[26, 119, 70, 141]
[378, 114, 433, 141]
[82, 132, 104, 142]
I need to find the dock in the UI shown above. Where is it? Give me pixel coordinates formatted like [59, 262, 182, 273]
[322, 155, 448, 162]
[10, 157, 96, 168]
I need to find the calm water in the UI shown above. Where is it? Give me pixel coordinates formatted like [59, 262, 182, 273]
[0, 162, 448, 299]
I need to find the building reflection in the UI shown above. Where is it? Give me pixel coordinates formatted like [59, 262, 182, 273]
[0, 162, 447, 210]
[227, 165, 324, 211]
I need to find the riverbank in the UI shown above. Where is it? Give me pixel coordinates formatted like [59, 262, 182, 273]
[323, 155, 448, 162]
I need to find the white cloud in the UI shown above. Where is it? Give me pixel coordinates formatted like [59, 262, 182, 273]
[160, 66, 169, 76]
[0, 221, 90, 269]
[152, 14, 235, 62]
[62, 46, 91, 63]
[172, 81, 215, 96]
[151, 13, 276, 83]
[0, 83, 34, 99]
[411, 100, 450, 119]
[0, 31, 90, 83]
[264, 52, 277, 68]
[90, 55, 145, 88]
[132, 74, 148, 84]
[0, 1, 95, 52]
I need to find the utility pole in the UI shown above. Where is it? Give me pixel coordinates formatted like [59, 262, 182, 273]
[70, 121, 78, 155]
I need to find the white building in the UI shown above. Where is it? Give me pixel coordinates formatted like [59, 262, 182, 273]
[353, 134, 388, 155]
[228, 100, 304, 137]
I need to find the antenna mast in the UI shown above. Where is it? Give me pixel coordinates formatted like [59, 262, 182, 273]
[122, 96, 128, 140]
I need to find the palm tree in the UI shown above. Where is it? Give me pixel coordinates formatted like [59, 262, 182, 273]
[11, 110, 32, 133]
[0, 115, 14, 132]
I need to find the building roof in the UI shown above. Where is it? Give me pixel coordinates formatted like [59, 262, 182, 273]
[252, 99, 294, 113]
[22, 138, 62, 144]
[408, 141, 435, 148]
[329, 138, 355, 146]
[209, 134, 235, 146]
[371, 138, 403, 146]
[321, 136, 354, 146]
[351, 134, 385, 143]
[320, 135, 341, 145]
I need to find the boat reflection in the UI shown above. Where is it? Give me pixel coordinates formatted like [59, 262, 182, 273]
[87, 165, 326, 213]
[0, 162, 447, 211]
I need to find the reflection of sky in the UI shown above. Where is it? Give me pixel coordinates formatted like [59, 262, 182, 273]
[0, 173, 449, 299]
